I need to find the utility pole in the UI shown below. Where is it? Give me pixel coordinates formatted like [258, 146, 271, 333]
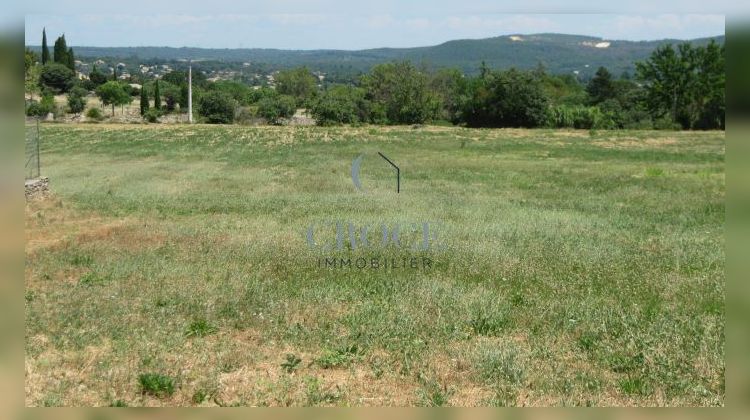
[188, 60, 193, 123]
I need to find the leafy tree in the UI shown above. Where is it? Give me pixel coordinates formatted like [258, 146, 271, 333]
[89, 65, 108, 87]
[96, 81, 130, 116]
[209, 80, 253, 105]
[541, 73, 587, 106]
[153, 79, 161, 110]
[462, 68, 549, 128]
[257, 94, 296, 125]
[66, 86, 87, 114]
[587, 66, 615, 104]
[362, 61, 439, 124]
[25, 48, 38, 73]
[692, 40, 725, 129]
[636, 43, 693, 128]
[198, 91, 236, 123]
[39, 63, 75, 93]
[53, 35, 68, 65]
[276, 67, 317, 106]
[25, 54, 41, 101]
[429, 68, 467, 122]
[310, 85, 369, 125]
[140, 85, 149, 115]
[41, 28, 50, 65]
[247, 86, 278, 104]
[636, 41, 724, 129]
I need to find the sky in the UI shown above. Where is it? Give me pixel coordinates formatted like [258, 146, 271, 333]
[21, 1, 731, 50]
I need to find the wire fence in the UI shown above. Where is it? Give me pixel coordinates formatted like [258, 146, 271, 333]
[25, 119, 40, 180]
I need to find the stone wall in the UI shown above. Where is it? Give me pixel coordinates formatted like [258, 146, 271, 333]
[25, 177, 49, 200]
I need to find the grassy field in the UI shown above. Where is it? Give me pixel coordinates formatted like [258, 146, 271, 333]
[24, 124, 725, 406]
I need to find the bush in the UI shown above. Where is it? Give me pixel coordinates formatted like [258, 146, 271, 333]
[652, 116, 682, 130]
[26, 94, 56, 117]
[310, 85, 368, 126]
[66, 86, 87, 114]
[546, 105, 616, 129]
[25, 101, 43, 117]
[257, 94, 296, 125]
[235, 106, 260, 125]
[143, 109, 160, 123]
[247, 87, 278, 104]
[85, 107, 103, 121]
[39, 63, 75, 93]
[198, 91, 236, 124]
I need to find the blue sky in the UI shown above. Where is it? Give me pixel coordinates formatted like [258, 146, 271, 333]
[22, 1, 729, 50]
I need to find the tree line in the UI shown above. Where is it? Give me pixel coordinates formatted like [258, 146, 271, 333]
[25, 28, 724, 130]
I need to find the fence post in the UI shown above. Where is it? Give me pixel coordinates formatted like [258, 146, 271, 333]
[36, 118, 40, 178]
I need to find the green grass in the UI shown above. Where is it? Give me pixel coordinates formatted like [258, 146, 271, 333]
[25, 124, 725, 406]
[138, 373, 176, 398]
[185, 318, 218, 338]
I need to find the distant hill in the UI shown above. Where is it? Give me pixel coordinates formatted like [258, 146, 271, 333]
[27, 33, 724, 77]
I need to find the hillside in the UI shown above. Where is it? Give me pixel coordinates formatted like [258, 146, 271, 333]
[27, 33, 724, 77]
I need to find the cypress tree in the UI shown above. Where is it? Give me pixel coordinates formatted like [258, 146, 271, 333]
[140, 85, 149, 115]
[41, 28, 49, 65]
[66, 47, 75, 71]
[53, 35, 68, 64]
[153, 80, 161, 110]
[112, 66, 118, 81]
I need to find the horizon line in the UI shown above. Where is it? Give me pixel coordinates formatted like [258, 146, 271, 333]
[24, 31, 725, 52]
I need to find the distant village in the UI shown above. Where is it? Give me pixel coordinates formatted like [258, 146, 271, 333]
[72, 59, 327, 90]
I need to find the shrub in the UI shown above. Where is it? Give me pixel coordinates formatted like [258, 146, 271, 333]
[257, 94, 296, 125]
[235, 106, 259, 125]
[310, 85, 367, 126]
[66, 86, 87, 114]
[546, 105, 616, 129]
[143, 109, 160, 123]
[653, 116, 682, 130]
[26, 95, 56, 117]
[85, 107, 103, 121]
[198, 91, 236, 124]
